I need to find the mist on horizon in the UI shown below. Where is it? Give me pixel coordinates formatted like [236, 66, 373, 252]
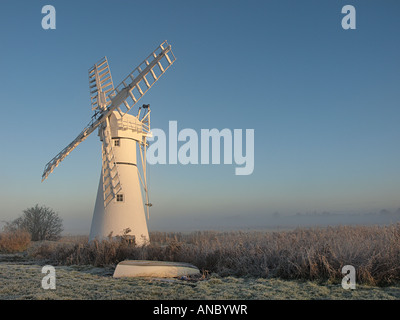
[52, 208, 400, 236]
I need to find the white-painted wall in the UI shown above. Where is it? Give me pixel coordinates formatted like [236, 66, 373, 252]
[89, 111, 149, 245]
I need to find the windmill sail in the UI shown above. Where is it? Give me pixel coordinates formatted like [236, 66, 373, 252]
[110, 40, 176, 117]
[89, 57, 122, 206]
[89, 56, 115, 112]
[100, 119, 122, 207]
[41, 41, 176, 182]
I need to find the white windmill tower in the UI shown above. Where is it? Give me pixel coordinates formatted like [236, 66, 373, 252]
[42, 41, 176, 245]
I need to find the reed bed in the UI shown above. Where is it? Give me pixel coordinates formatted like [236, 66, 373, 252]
[0, 230, 31, 253]
[27, 224, 400, 286]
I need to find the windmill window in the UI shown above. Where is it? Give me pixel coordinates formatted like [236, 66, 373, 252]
[114, 139, 120, 147]
[116, 194, 124, 202]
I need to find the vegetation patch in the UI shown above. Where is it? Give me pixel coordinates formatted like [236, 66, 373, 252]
[26, 224, 400, 286]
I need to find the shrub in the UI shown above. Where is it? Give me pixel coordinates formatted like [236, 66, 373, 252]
[5, 204, 63, 241]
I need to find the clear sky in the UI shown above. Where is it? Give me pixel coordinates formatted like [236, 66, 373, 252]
[0, 1, 399, 234]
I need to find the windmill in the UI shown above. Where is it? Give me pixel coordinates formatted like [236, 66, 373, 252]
[42, 41, 176, 245]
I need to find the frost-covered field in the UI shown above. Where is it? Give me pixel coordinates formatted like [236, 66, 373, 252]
[0, 257, 399, 300]
[2, 226, 400, 300]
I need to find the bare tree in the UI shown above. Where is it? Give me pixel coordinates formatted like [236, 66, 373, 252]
[5, 204, 63, 241]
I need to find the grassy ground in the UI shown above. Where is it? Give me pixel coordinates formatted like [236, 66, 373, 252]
[25, 225, 400, 286]
[0, 254, 399, 300]
[1, 225, 400, 300]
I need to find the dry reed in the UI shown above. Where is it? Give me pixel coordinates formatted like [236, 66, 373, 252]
[0, 230, 31, 253]
[28, 224, 400, 286]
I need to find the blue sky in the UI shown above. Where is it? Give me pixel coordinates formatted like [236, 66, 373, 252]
[0, 1, 399, 233]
